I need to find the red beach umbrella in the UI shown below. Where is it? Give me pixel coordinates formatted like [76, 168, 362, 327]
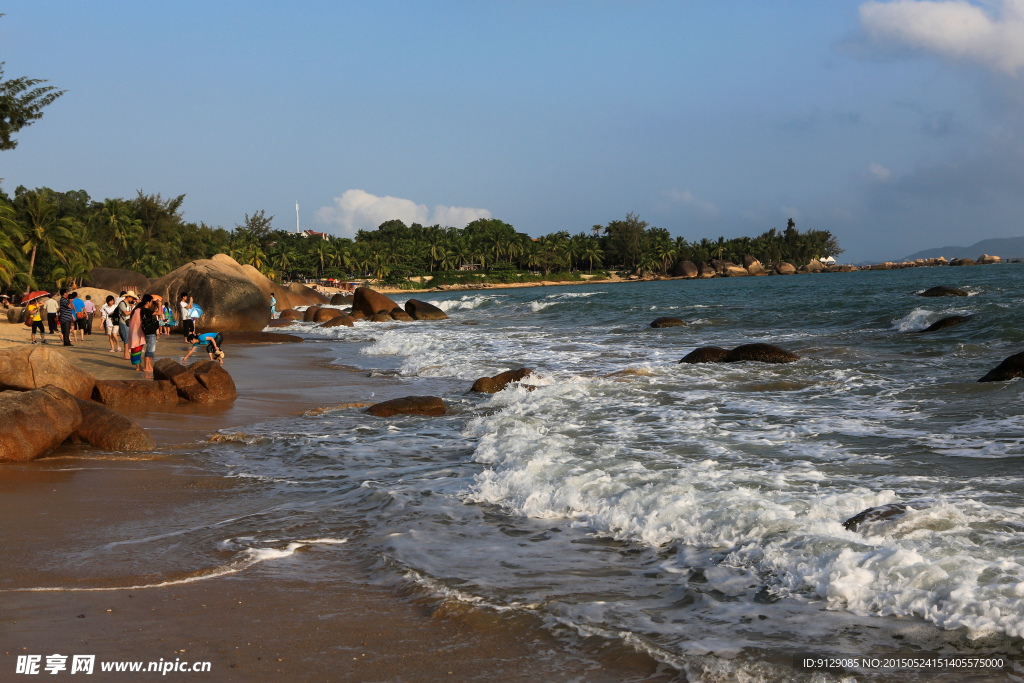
[19, 291, 50, 304]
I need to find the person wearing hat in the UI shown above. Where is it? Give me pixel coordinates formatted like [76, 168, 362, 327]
[117, 291, 137, 360]
[26, 296, 47, 344]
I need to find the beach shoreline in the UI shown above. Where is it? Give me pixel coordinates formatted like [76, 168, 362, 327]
[0, 335, 670, 681]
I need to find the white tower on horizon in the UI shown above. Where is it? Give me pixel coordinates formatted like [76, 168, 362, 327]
[295, 202, 300, 234]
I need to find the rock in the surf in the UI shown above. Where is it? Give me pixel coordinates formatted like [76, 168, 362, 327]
[313, 307, 340, 323]
[390, 309, 414, 322]
[650, 317, 686, 328]
[679, 347, 729, 364]
[73, 397, 155, 452]
[353, 287, 400, 317]
[366, 396, 448, 418]
[949, 258, 976, 267]
[724, 344, 799, 363]
[843, 502, 923, 531]
[0, 385, 82, 462]
[919, 286, 968, 298]
[369, 312, 392, 323]
[320, 315, 355, 328]
[471, 368, 533, 394]
[278, 308, 302, 320]
[404, 299, 449, 321]
[331, 293, 354, 305]
[917, 315, 971, 333]
[303, 306, 321, 322]
[978, 351, 1024, 382]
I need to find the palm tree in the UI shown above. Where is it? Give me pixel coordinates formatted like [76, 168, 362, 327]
[17, 190, 73, 286]
[312, 240, 330, 278]
[582, 242, 604, 273]
[0, 204, 25, 286]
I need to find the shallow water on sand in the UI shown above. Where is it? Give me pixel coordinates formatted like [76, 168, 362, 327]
[23, 266, 1024, 680]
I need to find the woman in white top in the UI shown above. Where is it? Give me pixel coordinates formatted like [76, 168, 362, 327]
[101, 295, 121, 353]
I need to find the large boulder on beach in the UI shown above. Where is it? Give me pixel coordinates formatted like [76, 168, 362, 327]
[978, 351, 1024, 383]
[775, 262, 796, 275]
[91, 379, 179, 407]
[0, 385, 83, 462]
[471, 368, 533, 394]
[0, 347, 96, 399]
[73, 398, 155, 452]
[331, 293, 353, 305]
[673, 261, 698, 278]
[800, 260, 824, 274]
[85, 267, 150, 294]
[724, 265, 748, 277]
[919, 286, 968, 297]
[153, 358, 188, 381]
[313, 307, 340, 323]
[366, 396, 448, 417]
[154, 358, 238, 402]
[72, 286, 117, 307]
[698, 262, 716, 279]
[285, 282, 330, 306]
[145, 259, 270, 332]
[746, 261, 766, 276]
[679, 347, 729, 364]
[6, 306, 26, 324]
[320, 315, 354, 328]
[353, 287, 400, 317]
[404, 299, 449, 321]
[188, 360, 238, 402]
[917, 315, 971, 333]
[651, 317, 686, 328]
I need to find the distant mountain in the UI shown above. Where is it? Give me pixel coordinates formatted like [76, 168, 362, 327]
[902, 236, 1024, 261]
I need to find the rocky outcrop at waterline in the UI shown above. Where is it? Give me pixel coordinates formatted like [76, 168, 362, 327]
[917, 315, 971, 333]
[680, 344, 799, 364]
[919, 286, 968, 297]
[978, 351, 1024, 383]
[650, 317, 686, 328]
[843, 502, 918, 531]
[470, 368, 533, 394]
[404, 299, 449, 321]
[366, 396, 448, 417]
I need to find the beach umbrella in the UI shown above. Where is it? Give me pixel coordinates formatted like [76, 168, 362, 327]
[20, 291, 50, 303]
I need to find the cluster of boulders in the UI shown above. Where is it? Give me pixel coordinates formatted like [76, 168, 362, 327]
[680, 344, 800, 364]
[363, 367, 538, 419]
[0, 346, 242, 462]
[667, 257, 857, 279]
[276, 287, 449, 329]
[866, 255, 1002, 270]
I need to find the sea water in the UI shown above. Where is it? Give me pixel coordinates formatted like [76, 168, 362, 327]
[165, 268, 1024, 679]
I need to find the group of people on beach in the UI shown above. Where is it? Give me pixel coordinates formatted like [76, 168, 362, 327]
[23, 289, 225, 377]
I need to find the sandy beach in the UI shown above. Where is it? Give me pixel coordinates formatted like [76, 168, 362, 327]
[0, 323, 669, 681]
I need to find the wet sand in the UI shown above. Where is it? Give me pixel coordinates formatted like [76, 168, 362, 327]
[1, 338, 673, 681]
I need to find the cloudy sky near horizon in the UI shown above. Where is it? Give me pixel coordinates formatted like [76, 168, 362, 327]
[3, 1, 1023, 261]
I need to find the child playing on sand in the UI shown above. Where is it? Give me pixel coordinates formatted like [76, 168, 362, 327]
[182, 331, 224, 365]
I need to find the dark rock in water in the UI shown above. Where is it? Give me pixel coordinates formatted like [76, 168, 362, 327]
[978, 351, 1024, 382]
[353, 287, 400, 317]
[313, 307, 340, 323]
[0, 385, 82, 462]
[86, 266, 151, 294]
[278, 308, 302, 320]
[724, 344, 799, 363]
[366, 396, 447, 417]
[405, 299, 449, 321]
[471, 368, 533, 393]
[330, 293, 354, 305]
[349, 309, 366, 321]
[73, 397, 155, 452]
[320, 315, 355, 328]
[369, 312, 392, 322]
[303, 306, 321, 322]
[651, 317, 686, 328]
[390, 309, 414, 322]
[220, 331, 303, 344]
[679, 347, 729, 364]
[950, 258, 976, 267]
[917, 315, 971, 333]
[919, 286, 968, 297]
[843, 502, 931, 531]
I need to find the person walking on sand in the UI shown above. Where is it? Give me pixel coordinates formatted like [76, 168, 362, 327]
[27, 297, 47, 344]
[117, 291, 137, 360]
[83, 294, 96, 336]
[57, 289, 75, 346]
[69, 292, 86, 343]
[44, 294, 59, 333]
[182, 330, 225, 365]
[101, 295, 121, 353]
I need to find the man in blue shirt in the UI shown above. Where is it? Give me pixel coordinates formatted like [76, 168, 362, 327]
[182, 331, 224, 365]
[57, 289, 76, 346]
[69, 291, 86, 343]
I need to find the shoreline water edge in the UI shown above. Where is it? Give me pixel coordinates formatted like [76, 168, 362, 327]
[4, 263, 1024, 681]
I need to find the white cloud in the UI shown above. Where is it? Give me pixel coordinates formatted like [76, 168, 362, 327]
[870, 162, 893, 180]
[663, 189, 720, 216]
[315, 189, 491, 237]
[860, 0, 1024, 75]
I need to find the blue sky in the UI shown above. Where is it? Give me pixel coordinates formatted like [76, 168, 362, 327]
[3, 1, 1023, 261]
